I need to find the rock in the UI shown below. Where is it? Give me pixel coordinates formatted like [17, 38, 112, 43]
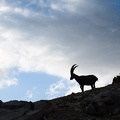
[83, 90, 120, 116]
[85, 103, 97, 115]
[0, 100, 3, 107]
[3, 100, 33, 110]
[1, 83, 120, 120]
[0, 100, 56, 120]
[34, 100, 56, 111]
[113, 75, 120, 84]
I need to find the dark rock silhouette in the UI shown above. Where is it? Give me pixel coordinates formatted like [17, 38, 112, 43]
[0, 100, 56, 120]
[113, 74, 120, 84]
[1, 80, 120, 119]
[83, 90, 119, 116]
[70, 64, 98, 92]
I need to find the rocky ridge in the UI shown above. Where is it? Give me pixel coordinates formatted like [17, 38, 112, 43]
[1, 78, 120, 120]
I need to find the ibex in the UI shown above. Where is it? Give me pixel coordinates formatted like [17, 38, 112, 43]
[70, 64, 98, 92]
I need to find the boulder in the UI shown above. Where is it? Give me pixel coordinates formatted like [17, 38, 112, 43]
[113, 76, 120, 84]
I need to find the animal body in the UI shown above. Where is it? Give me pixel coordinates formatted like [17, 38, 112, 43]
[70, 64, 98, 92]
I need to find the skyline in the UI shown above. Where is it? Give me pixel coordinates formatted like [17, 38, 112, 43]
[0, 0, 120, 102]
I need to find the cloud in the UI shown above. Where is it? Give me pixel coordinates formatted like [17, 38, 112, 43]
[0, 78, 18, 89]
[0, 0, 120, 94]
[25, 90, 33, 99]
[46, 78, 98, 99]
[46, 79, 66, 99]
[46, 73, 114, 98]
[47, 0, 87, 14]
[65, 84, 81, 96]
[24, 86, 39, 100]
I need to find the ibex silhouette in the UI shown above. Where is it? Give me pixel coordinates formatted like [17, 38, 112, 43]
[70, 64, 98, 92]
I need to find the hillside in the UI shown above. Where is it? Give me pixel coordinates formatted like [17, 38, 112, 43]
[0, 78, 120, 120]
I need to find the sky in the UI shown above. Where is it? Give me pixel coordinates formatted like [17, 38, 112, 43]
[0, 0, 120, 102]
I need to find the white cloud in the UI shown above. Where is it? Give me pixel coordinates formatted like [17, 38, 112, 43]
[0, 2, 30, 17]
[65, 84, 81, 95]
[24, 86, 39, 100]
[0, 0, 119, 93]
[0, 78, 18, 89]
[14, 7, 30, 17]
[25, 90, 33, 99]
[46, 79, 66, 99]
[0, 6, 11, 13]
[48, 0, 86, 13]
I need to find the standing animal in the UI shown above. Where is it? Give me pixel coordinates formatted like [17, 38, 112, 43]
[70, 64, 98, 92]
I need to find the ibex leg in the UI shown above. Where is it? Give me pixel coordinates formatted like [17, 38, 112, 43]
[80, 85, 84, 92]
[91, 84, 95, 89]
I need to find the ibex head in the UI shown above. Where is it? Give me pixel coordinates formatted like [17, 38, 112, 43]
[70, 64, 78, 80]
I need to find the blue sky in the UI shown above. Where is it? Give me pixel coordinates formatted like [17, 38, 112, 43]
[0, 0, 120, 102]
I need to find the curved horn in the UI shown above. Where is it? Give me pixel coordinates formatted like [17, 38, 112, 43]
[70, 64, 78, 74]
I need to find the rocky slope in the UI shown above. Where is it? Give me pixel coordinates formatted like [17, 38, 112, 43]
[1, 78, 120, 120]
